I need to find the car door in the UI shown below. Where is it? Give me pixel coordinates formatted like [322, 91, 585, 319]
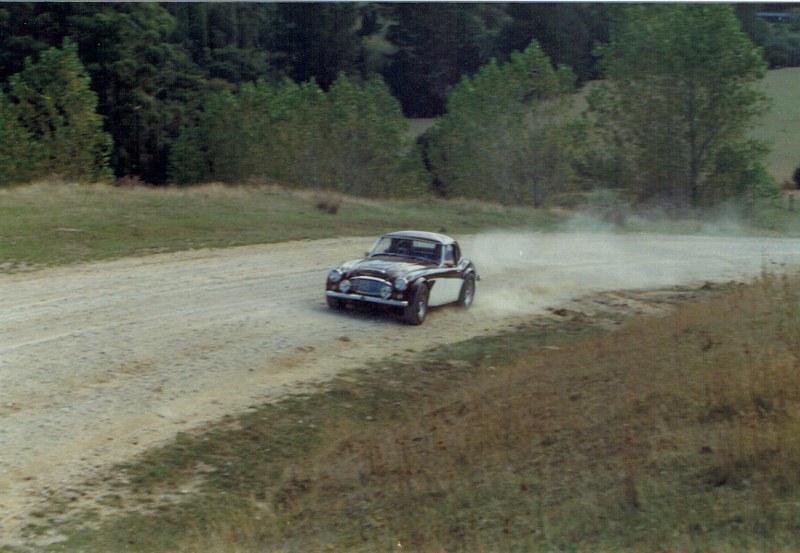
[427, 244, 464, 307]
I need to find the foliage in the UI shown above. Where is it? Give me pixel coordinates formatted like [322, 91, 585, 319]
[1, 5, 798, 187]
[500, 3, 609, 83]
[69, 3, 209, 184]
[0, 4, 73, 79]
[272, 3, 361, 90]
[0, 92, 41, 185]
[384, 4, 512, 117]
[588, 4, 772, 208]
[167, 3, 280, 82]
[762, 15, 800, 68]
[427, 41, 577, 206]
[7, 38, 111, 183]
[737, 5, 800, 70]
[170, 74, 425, 197]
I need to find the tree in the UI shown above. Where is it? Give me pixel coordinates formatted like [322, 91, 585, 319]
[384, 4, 510, 117]
[588, 4, 771, 207]
[427, 41, 576, 206]
[166, 3, 279, 82]
[273, 3, 361, 90]
[170, 74, 425, 197]
[317, 73, 425, 196]
[69, 3, 206, 184]
[8, 38, 111, 182]
[0, 3, 73, 81]
[0, 92, 41, 185]
[500, 3, 608, 82]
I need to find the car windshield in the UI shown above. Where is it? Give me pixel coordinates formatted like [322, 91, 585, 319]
[370, 236, 442, 264]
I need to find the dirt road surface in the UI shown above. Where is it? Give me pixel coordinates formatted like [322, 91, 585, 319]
[1, 232, 799, 544]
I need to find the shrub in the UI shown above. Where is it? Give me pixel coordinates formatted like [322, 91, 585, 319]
[427, 41, 577, 206]
[170, 75, 426, 197]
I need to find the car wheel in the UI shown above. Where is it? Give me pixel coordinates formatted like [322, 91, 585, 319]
[457, 274, 476, 308]
[326, 295, 344, 310]
[403, 283, 429, 325]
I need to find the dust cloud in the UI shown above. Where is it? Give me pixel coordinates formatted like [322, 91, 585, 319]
[462, 231, 800, 317]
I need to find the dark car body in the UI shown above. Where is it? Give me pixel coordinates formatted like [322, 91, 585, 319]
[325, 231, 478, 325]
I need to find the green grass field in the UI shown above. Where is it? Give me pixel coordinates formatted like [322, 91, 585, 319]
[0, 183, 558, 272]
[754, 68, 800, 185]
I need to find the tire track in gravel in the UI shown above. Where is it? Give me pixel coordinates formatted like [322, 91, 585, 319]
[1, 232, 799, 544]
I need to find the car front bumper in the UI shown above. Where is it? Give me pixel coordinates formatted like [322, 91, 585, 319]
[326, 290, 409, 308]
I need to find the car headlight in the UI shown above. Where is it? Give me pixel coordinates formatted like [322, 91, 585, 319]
[395, 277, 408, 292]
[380, 284, 392, 300]
[339, 279, 351, 293]
[328, 269, 342, 283]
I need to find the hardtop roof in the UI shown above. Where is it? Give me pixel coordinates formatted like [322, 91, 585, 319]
[381, 230, 456, 245]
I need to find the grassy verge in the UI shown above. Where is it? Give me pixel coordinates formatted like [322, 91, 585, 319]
[0, 182, 558, 272]
[27, 274, 800, 552]
[3, 181, 800, 274]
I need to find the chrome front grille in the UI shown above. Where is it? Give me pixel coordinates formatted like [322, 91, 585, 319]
[352, 277, 388, 296]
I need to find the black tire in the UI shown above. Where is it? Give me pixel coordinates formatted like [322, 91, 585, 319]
[326, 295, 344, 310]
[457, 274, 476, 308]
[403, 283, 429, 325]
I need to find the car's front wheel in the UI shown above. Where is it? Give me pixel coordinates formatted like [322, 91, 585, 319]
[457, 273, 476, 308]
[403, 283, 429, 325]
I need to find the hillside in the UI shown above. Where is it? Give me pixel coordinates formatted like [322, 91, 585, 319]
[754, 67, 800, 185]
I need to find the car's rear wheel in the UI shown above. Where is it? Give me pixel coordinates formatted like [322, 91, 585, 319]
[457, 274, 476, 308]
[403, 283, 429, 325]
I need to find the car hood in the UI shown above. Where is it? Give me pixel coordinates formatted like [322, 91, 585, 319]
[341, 257, 432, 280]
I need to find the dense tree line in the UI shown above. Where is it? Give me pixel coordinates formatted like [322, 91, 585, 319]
[0, 3, 789, 209]
[169, 74, 425, 197]
[0, 2, 615, 184]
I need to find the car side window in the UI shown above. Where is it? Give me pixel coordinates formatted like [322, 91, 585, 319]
[444, 245, 455, 265]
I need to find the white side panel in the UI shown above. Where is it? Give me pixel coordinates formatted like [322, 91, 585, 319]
[428, 278, 463, 307]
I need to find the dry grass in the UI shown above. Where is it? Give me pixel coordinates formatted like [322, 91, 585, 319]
[166, 275, 800, 552]
[47, 277, 799, 552]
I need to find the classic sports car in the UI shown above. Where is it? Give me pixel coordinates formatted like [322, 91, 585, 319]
[325, 231, 479, 325]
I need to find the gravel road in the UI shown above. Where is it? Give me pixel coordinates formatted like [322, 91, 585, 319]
[1, 231, 799, 543]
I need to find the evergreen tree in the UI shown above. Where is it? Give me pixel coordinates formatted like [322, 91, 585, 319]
[385, 3, 488, 117]
[428, 42, 576, 206]
[500, 3, 608, 82]
[8, 38, 111, 182]
[318, 73, 424, 196]
[0, 92, 41, 185]
[171, 74, 424, 196]
[273, 3, 361, 89]
[69, 3, 205, 184]
[0, 3, 73, 80]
